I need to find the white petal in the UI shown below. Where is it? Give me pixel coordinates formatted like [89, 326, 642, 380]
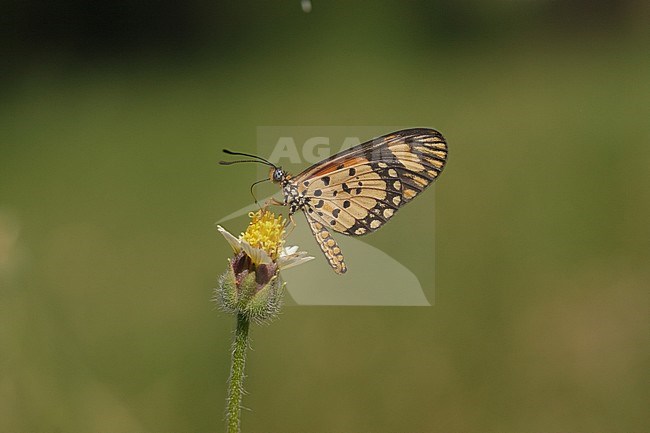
[277, 250, 314, 270]
[281, 245, 299, 256]
[217, 225, 242, 253]
[240, 241, 273, 266]
[279, 256, 314, 270]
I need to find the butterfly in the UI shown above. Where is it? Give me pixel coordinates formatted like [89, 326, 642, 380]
[220, 128, 448, 274]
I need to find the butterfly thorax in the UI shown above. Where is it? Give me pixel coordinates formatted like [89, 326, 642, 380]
[269, 167, 303, 215]
[280, 174, 306, 216]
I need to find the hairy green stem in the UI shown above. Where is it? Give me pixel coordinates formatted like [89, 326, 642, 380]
[226, 313, 250, 433]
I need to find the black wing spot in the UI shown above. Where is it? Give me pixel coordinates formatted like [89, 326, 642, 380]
[314, 189, 323, 196]
[332, 208, 341, 218]
[342, 183, 351, 193]
[322, 176, 330, 186]
[349, 168, 356, 176]
[343, 200, 351, 208]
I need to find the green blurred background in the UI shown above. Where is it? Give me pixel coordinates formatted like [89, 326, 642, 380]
[1, 0, 649, 431]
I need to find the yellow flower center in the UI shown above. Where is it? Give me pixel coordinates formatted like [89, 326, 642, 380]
[241, 210, 286, 260]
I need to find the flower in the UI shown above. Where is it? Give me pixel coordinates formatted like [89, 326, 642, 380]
[215, 210, 313, 322]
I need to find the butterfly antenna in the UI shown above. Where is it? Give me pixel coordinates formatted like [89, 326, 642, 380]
[219, 149, 277, 168]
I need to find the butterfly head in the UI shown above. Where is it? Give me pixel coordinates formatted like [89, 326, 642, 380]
[269, 167, 288, 184]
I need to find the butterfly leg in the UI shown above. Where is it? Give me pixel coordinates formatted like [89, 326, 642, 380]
[261, 197, 285, 210]
[304, 215, 347, 274]
[283, 213, 298, 237]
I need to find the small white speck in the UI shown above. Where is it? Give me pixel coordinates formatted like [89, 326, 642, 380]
[301, 0, 312, 13]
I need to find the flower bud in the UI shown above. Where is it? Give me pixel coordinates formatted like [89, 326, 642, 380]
[216, 251, 285, 323]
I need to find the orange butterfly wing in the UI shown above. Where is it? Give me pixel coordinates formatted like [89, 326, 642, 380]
[295, 128, 447, 236]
